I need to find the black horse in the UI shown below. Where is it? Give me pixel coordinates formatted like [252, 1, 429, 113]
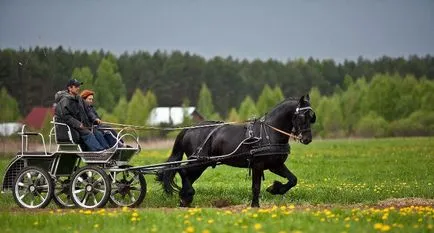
[157, 95, 316, 207]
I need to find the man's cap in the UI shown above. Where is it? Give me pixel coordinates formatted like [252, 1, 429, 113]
[66, 79, 83, 87]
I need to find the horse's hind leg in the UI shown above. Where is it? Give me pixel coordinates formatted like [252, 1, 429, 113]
[266, 164, 297, 195]
[178, 166, 207, 207]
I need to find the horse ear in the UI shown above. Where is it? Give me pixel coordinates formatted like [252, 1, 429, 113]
[299, 95, 305, 103]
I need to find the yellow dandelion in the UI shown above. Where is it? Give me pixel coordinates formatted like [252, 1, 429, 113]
[207, 219, 214, 224]
[132, 212, 139, 217]
[202, 230, 210, 233]
[253, 213, 258, 218]
[380, 225, 391, 232]
[184, 220, 191, 225]
[196, 217, 202, 221]
[254, 223, 262, 230]
[122, 206, 129, 212]
[185, 226, 195, 233]
[33, 221, 38, 226]
[374, 223, 383, 230]
[272, 214, 277, 218]
[94, 224, 99, 228]
[131, 217, 137, 222]
[84, 210, 92, 215]
[49, 210, 54, 214]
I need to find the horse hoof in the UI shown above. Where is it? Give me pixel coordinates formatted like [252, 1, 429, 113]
[179, 200, 191, 208]
[251, 203, 260, 208]
[266, 181, 286, 195]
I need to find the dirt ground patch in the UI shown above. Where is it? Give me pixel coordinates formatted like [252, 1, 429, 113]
[214, 197, 434, 212]
[4, 198, 434, 214]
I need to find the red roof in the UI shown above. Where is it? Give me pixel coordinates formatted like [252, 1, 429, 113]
[24, 107, 54, 129]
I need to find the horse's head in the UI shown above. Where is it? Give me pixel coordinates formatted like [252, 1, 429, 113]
[292, 94, 316, 144]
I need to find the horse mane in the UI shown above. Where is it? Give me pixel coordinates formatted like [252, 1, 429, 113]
[263, 97, 299, 119]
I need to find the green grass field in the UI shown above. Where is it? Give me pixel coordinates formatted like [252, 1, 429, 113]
[0, 137, 433, 232]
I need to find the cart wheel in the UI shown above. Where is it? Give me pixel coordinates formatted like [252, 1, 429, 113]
[53, 176, 74, 208]
[70, 166, 111, 209]
[109, 169, 146, 207]
[13, 166, 53, 209]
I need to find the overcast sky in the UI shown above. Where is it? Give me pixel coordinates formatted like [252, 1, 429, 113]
[0, 0, 433, 62]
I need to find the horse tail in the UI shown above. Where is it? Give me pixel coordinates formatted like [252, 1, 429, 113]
[156, 129, 187, 195]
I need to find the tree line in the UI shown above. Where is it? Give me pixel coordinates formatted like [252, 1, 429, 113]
[0, 47, 433, 137]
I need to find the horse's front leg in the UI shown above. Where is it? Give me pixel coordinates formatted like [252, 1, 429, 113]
[179, 166, 207, 207]
[251, 167, 263, 208]
[266, 163, 297, 195]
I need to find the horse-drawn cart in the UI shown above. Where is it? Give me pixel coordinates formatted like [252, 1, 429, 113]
[1, 120, 147, 209]
[2, 95, 316, 209]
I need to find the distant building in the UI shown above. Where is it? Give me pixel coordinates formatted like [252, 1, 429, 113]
[23, 107, 54, 129]
[0, 122, 23, 136]
[147, 107, 204, 126]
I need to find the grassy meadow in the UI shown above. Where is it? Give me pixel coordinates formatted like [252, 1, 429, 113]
[0, 137, 433, 232]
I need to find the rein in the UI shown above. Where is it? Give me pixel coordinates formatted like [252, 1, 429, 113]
[101, 120, 302, 141]
[100, 121, 240, 130]
[264, 123, 301, 141]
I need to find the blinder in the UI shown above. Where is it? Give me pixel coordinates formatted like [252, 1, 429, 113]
[292, 106, 316, 134]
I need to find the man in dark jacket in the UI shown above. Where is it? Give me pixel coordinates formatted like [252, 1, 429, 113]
[54, 79, 110, 151]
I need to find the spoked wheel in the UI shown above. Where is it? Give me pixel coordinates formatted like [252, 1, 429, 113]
[109, 169, 147, 207]
[53, 176, 74, 208]
[13, 166, 53, 209]
[70, 166, 111, 209]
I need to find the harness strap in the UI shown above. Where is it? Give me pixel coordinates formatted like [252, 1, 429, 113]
[192, 125, 225, 158]
[265, 123, 301, 141]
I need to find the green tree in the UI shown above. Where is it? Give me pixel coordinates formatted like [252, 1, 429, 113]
[256, 84, 274, 115]
[309, 87, 322, 135]
[0, 87, 21, 122]
[112, 96, 129, 124]
[238, 96, 258, 121]
[226, 108, 240, 122]
[319, 95, 345, 137]
[197, 83, 218, 120]
[126, 89, 147, 125]
[340, 77, 368, 135]
[256, 85, 284, 116]
[181, 98, 193, 126]
[143, 89, 158, 124]
[354, 111, 388, 138]
[364, 74, 400, 121]
[72, 66, 94, 91]
[96, 108, 119, 123]
[94, 57, 126, 112]
[416, 78, 434, 111]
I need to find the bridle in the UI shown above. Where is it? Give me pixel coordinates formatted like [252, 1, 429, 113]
[292, 106, 315, 135]
[264, 105, 316, 142]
